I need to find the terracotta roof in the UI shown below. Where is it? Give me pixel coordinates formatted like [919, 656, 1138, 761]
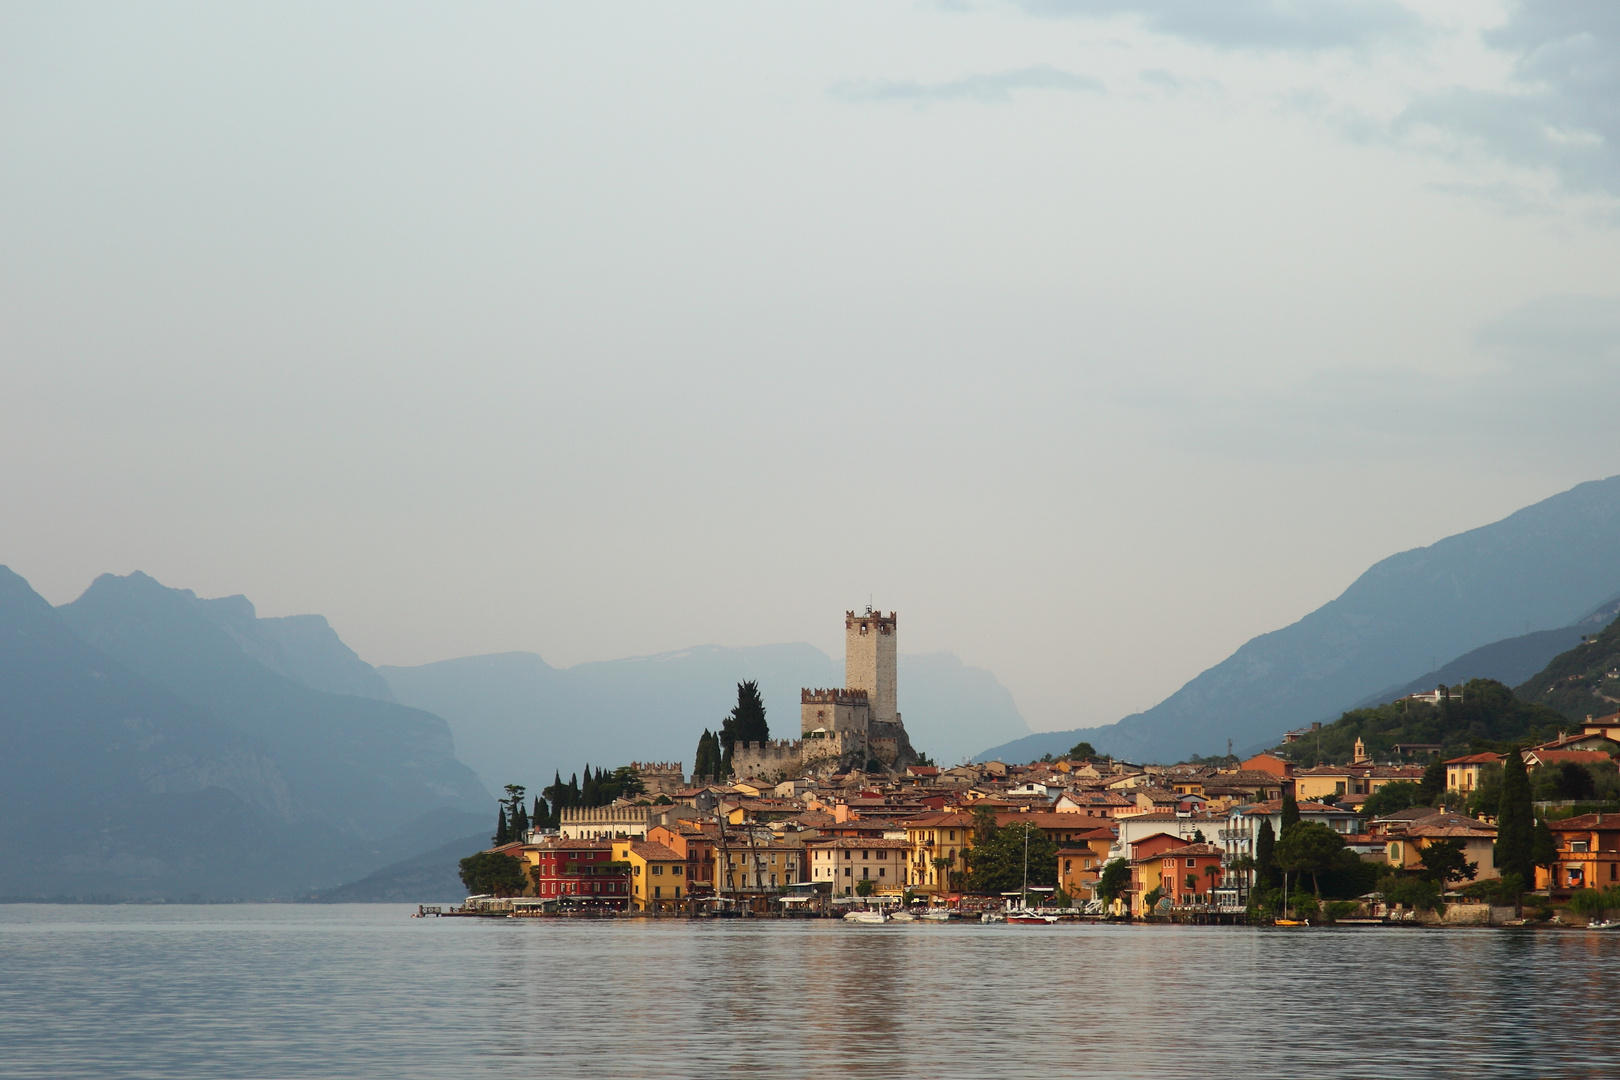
[1546, 813, 1620, 832]
[803, 838, 911, 850]
[905, 812, 976, 829]
[1530, 750, 1613, 765]
[1241, 800, 1356, 816]
[531, 838, 614, 851]
[1155, 843, 1224, 859]
[626, 841, 684, 861]
[1444, 752, 1503, 765]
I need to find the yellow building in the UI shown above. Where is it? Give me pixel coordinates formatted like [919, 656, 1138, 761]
[904, 812, 975, 895]
[611, 839, 688, 911]
[1443, 753, 1502, 794]
[808, 838, 910, 896]
[1056, 827, 1117, 900]
[1383, 814, 1498, 880]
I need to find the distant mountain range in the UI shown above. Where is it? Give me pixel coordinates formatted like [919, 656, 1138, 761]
[0, 565, 1028, 899]
[380, 645, 1031, 794]
[0, 568, 491, 900]
[976, 474, 1620, 764]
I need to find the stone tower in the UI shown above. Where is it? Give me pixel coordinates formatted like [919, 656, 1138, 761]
[845, 608, 897, 726]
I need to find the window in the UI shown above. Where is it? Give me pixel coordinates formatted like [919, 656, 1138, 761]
[653, 865, 663, 875]
[863, 851, 870, 860]
[654, 886, 661, 898]
[879, 868, 886, 878]
[863, 867, 870, 880]
[877, 851, 886, 860]
[1574, 841, 1591, 853]
[844, 867, 851, 878]
[674, 865, 683, 876]
[1064, 860, 1072, 873]
[675, 886, 682, 898]
[949, 831, 956, 841]
[845, 850, 852, 860]
[1187, 858, 1196, 867]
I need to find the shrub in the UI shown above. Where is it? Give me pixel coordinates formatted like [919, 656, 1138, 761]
[1567, 887, 1620, 916]
[1323, 900, 1361, 923]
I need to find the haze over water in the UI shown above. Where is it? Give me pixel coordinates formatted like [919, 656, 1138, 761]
[1, 905, 1613, 1079]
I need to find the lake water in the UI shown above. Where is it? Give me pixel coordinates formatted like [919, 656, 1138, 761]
[2, 904, 1616, 1079]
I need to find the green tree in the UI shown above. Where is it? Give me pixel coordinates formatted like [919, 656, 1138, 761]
[1532, 819, 1557, 876]
[963, 823, 1057, 896]
[458, 850, 527, 897]
[855, 877, 876, 897]
[1378, 872, 1444, 914]
[492, 805, 509, 846]
[1067, 741, 1097, 760]
[718, 680, 768, 773]
[1362, 781, 1424, 818]
[1274, 821, 1345, 895]
[1254, 818, 1279, 889]
[532, 796, 549, 832]
[1280, 792, 1300, 835]
[1496, 749, 1534, 886]
[931, 855, 956, 893]
[693, 729, 723, 781]
[1096, 858, 1129, 903]
[1420, 758, 1446, 803]
[1416, 838, 1477, 886]
[970, 804, 1000, 846]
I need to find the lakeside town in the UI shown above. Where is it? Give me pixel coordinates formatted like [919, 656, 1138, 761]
[452, 609, 1620, 928]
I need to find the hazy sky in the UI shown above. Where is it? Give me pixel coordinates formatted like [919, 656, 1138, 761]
[5, 1, 1619, 735]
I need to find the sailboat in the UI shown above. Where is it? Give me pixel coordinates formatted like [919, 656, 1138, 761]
[1005, 827, 1058, 924]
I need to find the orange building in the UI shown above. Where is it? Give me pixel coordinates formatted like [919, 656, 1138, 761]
[1157, 843, 1225, 907]
[1539, 813, 1620, 896]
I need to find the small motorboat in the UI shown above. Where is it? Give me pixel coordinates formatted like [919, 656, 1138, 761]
[843, 910, 887, 924]
[889, 911, 915, 922]
[1587, 919, 1620, 930]
[1273, 918, 1309, 927]
[1006, 909, 1058, 925]
[980, 911, 1006, 923]
[918, 909, 953, 921]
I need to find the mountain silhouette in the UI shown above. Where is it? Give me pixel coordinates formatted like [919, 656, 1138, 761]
[976, 474, 1620, 764]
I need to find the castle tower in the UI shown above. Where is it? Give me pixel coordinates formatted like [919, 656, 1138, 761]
[845, 608, 897, 726]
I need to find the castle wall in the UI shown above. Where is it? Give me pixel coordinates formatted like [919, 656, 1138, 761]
[846, 610, 897, 726]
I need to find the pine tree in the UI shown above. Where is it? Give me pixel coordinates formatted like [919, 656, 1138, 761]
[1255, 818, 1279, 889]
[1280, 792, 1300, 836]
[693, 729, 722, 781]
[493, 806, 510, 846]
[1420, 757, 1446, 804]
[1496, 748, 1534, 885]
[718, 681, 768, 774]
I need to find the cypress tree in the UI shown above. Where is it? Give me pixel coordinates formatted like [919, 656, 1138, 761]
[493, 805, 510, 846]
[718, 681, 768, 771]
[1255, 818, 1279, 889]
[511, 800, 529, 837]
[533, 796, 547, 831]
[1280, 792, 1300, 836]
[1496, 748, 1534, 885]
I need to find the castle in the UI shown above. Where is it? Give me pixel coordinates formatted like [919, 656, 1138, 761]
[731, 608, 916, 781]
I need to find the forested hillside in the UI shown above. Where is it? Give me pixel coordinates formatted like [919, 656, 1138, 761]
[1271, 679, 1569, 765]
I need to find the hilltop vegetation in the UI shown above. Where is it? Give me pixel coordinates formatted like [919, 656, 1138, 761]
[1273, 679, 1569, 765]
[1516, 608, 1620, 722]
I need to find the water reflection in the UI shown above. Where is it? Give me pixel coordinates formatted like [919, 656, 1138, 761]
[3, 907, 1620, 1079]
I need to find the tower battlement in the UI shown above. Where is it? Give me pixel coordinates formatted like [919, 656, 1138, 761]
[800, 688, 868, 705]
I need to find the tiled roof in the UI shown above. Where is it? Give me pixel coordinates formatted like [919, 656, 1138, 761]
[1445, 752, 1503, 765]
[626, 841, 684, 861]
[1155, 843, 1223, 859]
[803, 837, 911, 850]
[1546, 813, 1620, 832]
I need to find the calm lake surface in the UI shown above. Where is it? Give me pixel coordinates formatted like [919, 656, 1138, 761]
[2, 904, 1617, 1079]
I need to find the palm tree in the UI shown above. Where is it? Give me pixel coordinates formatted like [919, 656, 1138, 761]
[931, 855, 955, 895]
[1204, 864, 1220, 905]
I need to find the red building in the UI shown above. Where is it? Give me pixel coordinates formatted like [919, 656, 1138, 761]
[526, 837, 631, 909]
[1158, 843, 1225, 907]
